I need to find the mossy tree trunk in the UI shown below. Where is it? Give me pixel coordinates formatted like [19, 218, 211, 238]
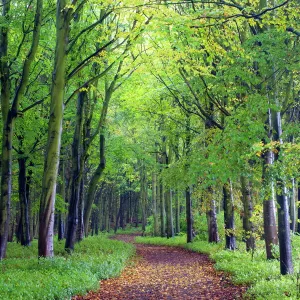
[38, 0, 71, 257]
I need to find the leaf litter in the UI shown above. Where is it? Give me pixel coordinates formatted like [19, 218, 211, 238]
[74, 234, 246, 299]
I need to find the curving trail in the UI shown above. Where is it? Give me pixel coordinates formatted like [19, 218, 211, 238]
[75, 235, 246, 300]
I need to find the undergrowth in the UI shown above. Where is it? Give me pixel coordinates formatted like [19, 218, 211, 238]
[0, 234, 135, 300]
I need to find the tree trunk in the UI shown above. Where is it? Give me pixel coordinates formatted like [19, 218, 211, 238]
[165, 189, 174, 238]
[241, 176, 255, 252]
[186, 186, 193, 243]
[262, 105, 279, 259]
[206, 187, 219, 243]
[160, 181, 166, 237]
[84, 134, 106, 235]
[18, 157, 31, 246]
[289, 179, 296, 233]
[223, 181, 236, 250]
[57, 160, 66, 241]
[38, 0, 71, 257]
[140, 164, 147, 232]
[185, 114, 193, 242]
[76, 178, 85, 241]
[175, 191, 180, 235]
[272, 109, 293, 274]
[262, 149, 278, 259]
[152, 172, 159, 236]
[65, 91, 85, 251]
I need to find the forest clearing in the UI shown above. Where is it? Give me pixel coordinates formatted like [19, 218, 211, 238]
[0, 0, 299, 299]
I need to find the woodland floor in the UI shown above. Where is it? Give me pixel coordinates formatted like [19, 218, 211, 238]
[74, 234, 247, 300]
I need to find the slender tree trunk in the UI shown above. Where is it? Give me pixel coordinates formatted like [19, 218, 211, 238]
[262, 150, 278, 259]
[114, 194, 121, 233]
[77, 178, 85, 241]
[65, 91, 85, 251]
[140, 164, 147, 232]
[84, 134, 106, 235]
[175, 191, 180, 234]
[272, 109, 293, 274]
[120, 194, 124, 229]
[186, 186, 193, 243]
[83, 70, 121, 235]
[26, 163, 33, 242]
[38, 0, 71, 257]
[206, 187, 219, 243]
[18, 157, 31, 246]
[241, 176, 255, 252]
[165, 189, 174, 238]
[289, 179, 296, 233]
[223, 181, 236, 250]
[160, 181, 166, 237]
[184, 114, 193, 242]
[152, 172, 159, 236]
[156, 176, 161, 231]
[262, 105, 279, 259]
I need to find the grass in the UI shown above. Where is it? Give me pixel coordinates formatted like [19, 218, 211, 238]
[136, 233, 300, 299]
[0, 234, 135, 300]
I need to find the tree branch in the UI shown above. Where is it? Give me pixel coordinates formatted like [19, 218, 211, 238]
[67, 39, 115, 80]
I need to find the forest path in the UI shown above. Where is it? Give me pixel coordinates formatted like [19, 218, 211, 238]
[75, 234, 246, 299]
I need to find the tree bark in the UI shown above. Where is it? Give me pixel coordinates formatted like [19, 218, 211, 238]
[38, 0, 71, 257]
[84, 134, 106, 235]
[83, 80, 115, 235]
[206, 187, 219, 243]
[160, 181, 165, 237]
[186, 186, 193, 243]
[165, 189, 174, 238]
[175, 191, 180, 235]
[18, 157, 31, 246]
[289, 179, 296, 233]
[223, 181, 236, 250]
[65, 91, 85, 251]
[262, 105, 279, 259]
[272, 109, 293, 274]
[152, 172, 159, 236]
[241, 176, 255, 252]
[140, 164, 147, 232]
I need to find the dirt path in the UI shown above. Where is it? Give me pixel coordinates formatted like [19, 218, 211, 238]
[76, 235, 246, 299]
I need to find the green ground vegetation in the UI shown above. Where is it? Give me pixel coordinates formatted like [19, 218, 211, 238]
[0, 234, 135, 300]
